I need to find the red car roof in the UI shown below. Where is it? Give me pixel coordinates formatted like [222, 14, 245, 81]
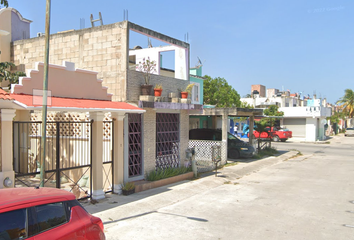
[0, 187, 75, 213]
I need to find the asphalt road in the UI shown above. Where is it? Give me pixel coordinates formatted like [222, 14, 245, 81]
[95, 135, 354, 240]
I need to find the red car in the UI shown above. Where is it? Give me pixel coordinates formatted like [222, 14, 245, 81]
[248, 126, 293, 142]
[0, 187, 105, 240]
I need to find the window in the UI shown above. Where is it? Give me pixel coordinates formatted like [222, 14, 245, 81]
[191, 83, 200, 104]
[35, 202, 67, 232]
[0, 209, 27, 240]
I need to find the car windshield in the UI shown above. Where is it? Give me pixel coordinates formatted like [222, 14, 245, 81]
[228, 133, 243, 142]
[279, 128, 289, 131]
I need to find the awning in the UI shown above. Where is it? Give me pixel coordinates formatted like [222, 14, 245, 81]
[10, 94, 145, 113]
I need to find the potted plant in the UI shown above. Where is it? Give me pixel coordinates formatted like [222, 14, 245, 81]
[181, 83, 194, 99]
[136, 57, 157, 95]
[154, 84, 163, 97]
[121, 182, 135, 196]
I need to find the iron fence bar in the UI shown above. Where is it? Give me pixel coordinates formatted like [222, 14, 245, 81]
[90, 120, 93, 198]
[56, 122, 60, 188]
[14, 176, 32, 187]
[111, 120, 114, 193]
[15, 164, 93, 176]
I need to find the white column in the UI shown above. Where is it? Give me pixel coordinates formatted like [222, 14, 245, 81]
[111, 113, 125, 194]
[221, 112, 228, 163]
[90, 112, 105, 200]
[0, 109, 16, 188]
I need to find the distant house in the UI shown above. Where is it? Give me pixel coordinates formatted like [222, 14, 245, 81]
[241, 85, 332, 141]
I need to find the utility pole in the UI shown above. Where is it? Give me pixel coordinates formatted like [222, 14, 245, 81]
[40, 0, 51, 187]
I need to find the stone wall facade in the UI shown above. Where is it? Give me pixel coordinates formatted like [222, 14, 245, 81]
[179, 110, 190, 162]
[127, 70, 190, 102]
[11, 21, 129, 101]
[142, 109, 156, 174]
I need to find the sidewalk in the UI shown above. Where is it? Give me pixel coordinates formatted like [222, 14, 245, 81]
[83, 150, 298, 227]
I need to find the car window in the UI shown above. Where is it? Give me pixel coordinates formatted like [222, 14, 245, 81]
[28, 207, 39, 238]
[35, 202, 67, 233]
[228, 133, 243, 142]
[0, 208, 27, 240]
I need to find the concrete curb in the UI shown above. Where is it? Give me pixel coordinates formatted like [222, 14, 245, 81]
[84, 150, 299, 228]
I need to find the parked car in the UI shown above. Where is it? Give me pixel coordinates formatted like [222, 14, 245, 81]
[345, 127, 354, 137]
[189, 128, 255, 159]
[248, 126, 292, 142]
[0, 187, 105, 240]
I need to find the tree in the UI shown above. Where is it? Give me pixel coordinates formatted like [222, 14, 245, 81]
[203, 75, 240, 107]
[0, 0, 9, 8]
[0, 62, 14, 82]
[336, 89, 354, 118]
[254, 119, 269, 151]
[0, 62, 26, 88]
[240, 101, 254, 109]
[263, 105, 284, 127]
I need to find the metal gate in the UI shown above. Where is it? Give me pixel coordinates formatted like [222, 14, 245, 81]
[13, 121, 93, 199]
[156, 113, 180, 169]
[128, 114, 142, 177]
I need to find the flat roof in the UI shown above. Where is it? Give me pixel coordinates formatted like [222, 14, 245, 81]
[11, 94, 145, 113]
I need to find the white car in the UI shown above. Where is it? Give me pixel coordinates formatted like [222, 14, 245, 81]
[344, 127, 354, 136]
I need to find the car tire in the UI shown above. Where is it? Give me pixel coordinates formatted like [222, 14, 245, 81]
[228, 149, 240, 159]
[273, 136, 280, 142]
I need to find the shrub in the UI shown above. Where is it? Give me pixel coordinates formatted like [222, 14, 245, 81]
[253, 147, 278, 159]
[121, 182, 135, 191]
[146, 166, 192, 181]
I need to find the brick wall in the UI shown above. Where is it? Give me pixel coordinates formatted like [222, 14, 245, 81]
[11, 22, 129, 101]
[142, 109, 156, 175]
[127, 70, 190, 102]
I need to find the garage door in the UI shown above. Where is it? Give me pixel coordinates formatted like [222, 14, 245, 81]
[283, 118, 306, 138]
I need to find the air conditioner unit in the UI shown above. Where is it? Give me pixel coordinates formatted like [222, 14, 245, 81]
[37, 32, 44, 37]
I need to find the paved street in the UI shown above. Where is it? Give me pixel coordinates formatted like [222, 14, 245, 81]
[85, 135, 354, 240]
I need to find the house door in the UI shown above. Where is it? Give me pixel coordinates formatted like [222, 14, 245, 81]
[13, 121, 93, 199]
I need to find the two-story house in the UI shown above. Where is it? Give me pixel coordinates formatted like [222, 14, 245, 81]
[0, 7, 202, 198]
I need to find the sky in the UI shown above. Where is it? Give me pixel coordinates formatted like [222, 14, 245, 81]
[5, 0, 354, 104]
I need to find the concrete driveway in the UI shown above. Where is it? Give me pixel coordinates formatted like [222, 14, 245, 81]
[85, 135, 354, 240]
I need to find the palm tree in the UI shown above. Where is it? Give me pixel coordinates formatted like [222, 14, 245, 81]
[336, 89, 354, 118]
[254, 120, 269, 151]
[0, 0, 9, 8]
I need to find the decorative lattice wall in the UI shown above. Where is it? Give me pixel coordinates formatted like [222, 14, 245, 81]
[188, 140, 227, 173]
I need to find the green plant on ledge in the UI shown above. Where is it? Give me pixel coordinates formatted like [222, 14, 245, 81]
[121, 182, 135, 191]
[183, 83, 195, 94]
[146, 166, 192, 181]
[154, 84, 162, 89]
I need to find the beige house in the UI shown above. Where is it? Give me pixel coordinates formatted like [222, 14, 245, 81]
[0, 60, 145, 200]
[0, 8, 201, 197]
